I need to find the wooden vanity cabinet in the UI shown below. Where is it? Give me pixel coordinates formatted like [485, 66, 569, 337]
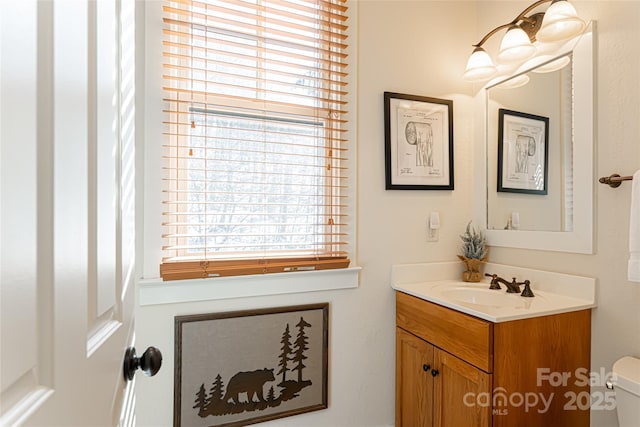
[396, 329, 491, 427]
[395, 291, 591, 427]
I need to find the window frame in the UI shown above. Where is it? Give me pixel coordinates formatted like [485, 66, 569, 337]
[158, 0, 353, 281]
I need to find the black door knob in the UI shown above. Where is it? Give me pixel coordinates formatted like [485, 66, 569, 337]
[123, 346, 163, 381]
[423, 364, 431, 372]
[431, 369, 439, 377]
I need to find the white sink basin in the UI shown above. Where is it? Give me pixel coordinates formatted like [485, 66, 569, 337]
[441, 286, 535, 308]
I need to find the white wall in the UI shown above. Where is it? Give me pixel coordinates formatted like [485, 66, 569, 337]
[136, 1, 640, 426]
[136, 1, 477, 425]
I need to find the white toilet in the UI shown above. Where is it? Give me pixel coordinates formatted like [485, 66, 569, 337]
[611, 356, 640, 427]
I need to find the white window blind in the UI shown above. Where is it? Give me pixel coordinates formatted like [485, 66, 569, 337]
[161, 0, 350, 280]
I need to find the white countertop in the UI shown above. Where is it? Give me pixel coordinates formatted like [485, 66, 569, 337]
[391, 262, 597, 323]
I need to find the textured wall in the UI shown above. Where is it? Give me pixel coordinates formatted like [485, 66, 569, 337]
[137, 2, 640, 426]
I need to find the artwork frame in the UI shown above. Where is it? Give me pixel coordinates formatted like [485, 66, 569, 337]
[384, 92, 454, 190]
[174, 303, 329, 427]
[497, 108, 549, 195]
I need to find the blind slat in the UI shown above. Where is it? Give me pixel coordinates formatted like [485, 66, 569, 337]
[167, 0, 348, 13]
[162, 38, 348, 69]
[162, 50, 347, 77]
[163, 75, 348, 107]
[164, 2, 349, 36]
[183, 0, 350, 22]
[163, 14, 348, 48]
[163, 72, 349, 98]
[162, 221, 348, 229]
[163, 61, 347, 89]
[163, 241, 349, 251]
[162, 149, 348, 162]
[162, 116, 349, 135]
[163, 5, 349, 38]
[163, 88, 348, 115]
[162, 127, 349, 141]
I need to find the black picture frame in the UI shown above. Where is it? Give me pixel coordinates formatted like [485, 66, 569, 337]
[174, 304, 329, 427]
[384, 92, 454, 190]
[497, 108, 549, 195]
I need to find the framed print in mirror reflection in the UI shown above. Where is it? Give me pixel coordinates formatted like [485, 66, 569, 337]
[497, 109, 549, 195]
[384, 92, 454, 190]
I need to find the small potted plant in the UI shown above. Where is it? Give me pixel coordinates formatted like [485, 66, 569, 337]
[457, 221, 488, 282]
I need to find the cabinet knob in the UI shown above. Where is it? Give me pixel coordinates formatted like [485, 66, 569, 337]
[423, 364, 431, 372]
[431, 369, 439, 377]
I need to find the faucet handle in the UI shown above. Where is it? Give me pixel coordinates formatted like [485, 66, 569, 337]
[520, 280, 534, 297]
[485, 273, 501, 290]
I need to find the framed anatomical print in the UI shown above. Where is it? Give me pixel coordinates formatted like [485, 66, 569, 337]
[384, 92, 454, 190]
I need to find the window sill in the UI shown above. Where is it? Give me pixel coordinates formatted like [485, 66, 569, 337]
[138, 267, 361, 306]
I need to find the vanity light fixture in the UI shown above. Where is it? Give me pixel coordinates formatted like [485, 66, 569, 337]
[463, 0, 586, 82]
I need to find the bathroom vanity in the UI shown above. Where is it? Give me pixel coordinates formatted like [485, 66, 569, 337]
[392, 262, 596, 427]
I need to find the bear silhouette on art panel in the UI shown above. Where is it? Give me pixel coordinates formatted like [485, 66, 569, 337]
[223, 368, 275, 404]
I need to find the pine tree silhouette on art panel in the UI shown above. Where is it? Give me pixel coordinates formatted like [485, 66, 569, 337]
[193, 383, 207, 417]
[292, 317, 312, 382]
[277, 323, 293, 385]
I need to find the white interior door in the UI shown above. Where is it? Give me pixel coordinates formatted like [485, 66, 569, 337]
[0, 1, 141, 425]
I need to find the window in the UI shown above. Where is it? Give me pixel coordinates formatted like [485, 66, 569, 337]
[161, 0, 350, 280]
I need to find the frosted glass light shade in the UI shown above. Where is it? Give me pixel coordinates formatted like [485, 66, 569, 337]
[536, 0, 586, 42]
[463, 47, 497, 81]
[497, 26, 536, 63]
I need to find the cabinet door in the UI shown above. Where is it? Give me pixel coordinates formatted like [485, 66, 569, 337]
[396, 328, 434, 427]
[433, 349, 491, 427]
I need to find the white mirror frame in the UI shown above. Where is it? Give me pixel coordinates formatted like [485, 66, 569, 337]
[481, 24, 594, 254]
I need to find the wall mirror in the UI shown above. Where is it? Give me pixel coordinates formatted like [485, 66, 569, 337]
[483, 23, 594, 253]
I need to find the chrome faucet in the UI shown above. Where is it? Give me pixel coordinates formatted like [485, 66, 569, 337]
[484, 273, 535, 297]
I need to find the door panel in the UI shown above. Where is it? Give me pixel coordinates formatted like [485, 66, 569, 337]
[0, 1, 54, 423]
[0, 1, 136, 425]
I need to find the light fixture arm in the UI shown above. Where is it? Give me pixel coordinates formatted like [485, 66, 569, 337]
[472, 0, 552, 47]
